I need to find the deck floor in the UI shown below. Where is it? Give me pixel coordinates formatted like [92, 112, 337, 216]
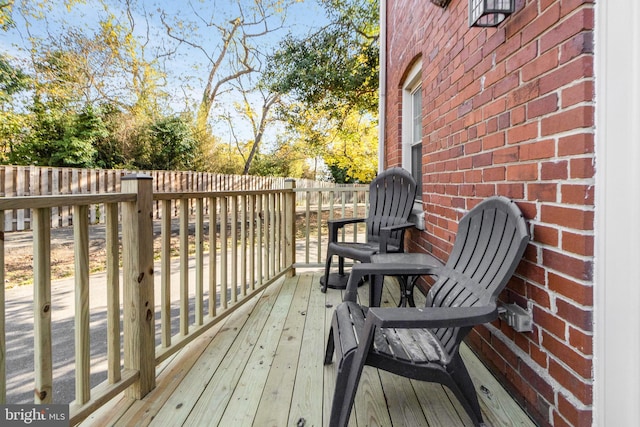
[81, 271, 536, 427]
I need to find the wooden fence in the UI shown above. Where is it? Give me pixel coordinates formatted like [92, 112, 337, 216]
[0, 166, 348, 232]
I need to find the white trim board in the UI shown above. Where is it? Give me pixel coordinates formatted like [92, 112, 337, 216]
[594, 0, 640, 425]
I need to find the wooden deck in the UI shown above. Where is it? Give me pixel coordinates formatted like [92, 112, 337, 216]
[80, 271, 536, 427]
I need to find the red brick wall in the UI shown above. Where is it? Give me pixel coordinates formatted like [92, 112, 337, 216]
[384, 0, 595, 425]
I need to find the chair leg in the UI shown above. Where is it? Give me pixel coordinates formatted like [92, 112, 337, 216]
[322, 252, 333, 293]
[448, 353, 484, 427]
[329, 350, 365, 427]
[324, 326, 335, 365]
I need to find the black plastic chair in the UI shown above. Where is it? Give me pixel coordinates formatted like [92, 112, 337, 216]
[324, 196, 530, 427]
[320, 167, 417, 292]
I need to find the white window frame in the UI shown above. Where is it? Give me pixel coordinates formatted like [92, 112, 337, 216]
[401, 60, 425, 228]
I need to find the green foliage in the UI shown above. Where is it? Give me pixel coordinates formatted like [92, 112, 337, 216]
[264, 0, 379, 116]
[0, 54, 30, 105]
[147, 116, 198, 171]
[264, 0, 379, 183]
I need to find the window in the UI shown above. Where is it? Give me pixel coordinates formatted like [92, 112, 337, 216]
[402, 61, 423, 203]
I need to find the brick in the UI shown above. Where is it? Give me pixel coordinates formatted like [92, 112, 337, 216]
[541, 106, 595, 136]
[482, 132, 505, 150]
[497, 183, 525, 199]
[569, 326, 593, 355]
[528, 93, 559, 119]
[534, 307, 566, 339]
[541, 8, 595, 53]
[520, 139, 556, 160]
[522, 47, 560, 82]
[506, 41, 538, 74]
[507, 163, 538, 181]
[561, 184, 594, 205]
[542, 330, 592, 378]
[549, 359, 592, 405]
[570, 157, 595, 179]
[528, 183, 557, 203]
[527, 280, 552, 308]
[541, 205, 593, 230]
[494, 146, 519, 164]
[518, 358, 556, 403]
[539, 56, 594, 95]
[558, 393, 593, 427]
[507, 81, 540, 108]
[562, 80, 594, 108]
[472, 152, 493, 168]
[548, 272, 593, 306]
[507, 122, 539, 144]
[541, 160, 568, 180]
[556, 297, 593, 331]
[493, 72, 520, 98]
[521, 2, 561, 46]
[464, 169, 483, 183]
[542, 248, 593, 281]
[560, 31, 594, 64]
[562, 231, 594, 257]
[483, 166, 505, 182]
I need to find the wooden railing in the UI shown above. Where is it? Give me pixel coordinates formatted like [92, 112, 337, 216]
[0, 174, 369, 425]
[0, 165, 348, 232]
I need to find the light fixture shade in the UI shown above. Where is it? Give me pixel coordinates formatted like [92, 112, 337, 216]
[469, 0, 515, 27]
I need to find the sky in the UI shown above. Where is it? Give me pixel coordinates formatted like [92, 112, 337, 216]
[1, 0, 329, 147]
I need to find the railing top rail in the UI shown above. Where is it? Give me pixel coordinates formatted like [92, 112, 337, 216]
[0, 193, 136, 211]
[153, 189, 291, 201]
[293, 186, 368, 193]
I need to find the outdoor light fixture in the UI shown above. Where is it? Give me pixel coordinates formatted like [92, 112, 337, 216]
[469, 0, 514, 27]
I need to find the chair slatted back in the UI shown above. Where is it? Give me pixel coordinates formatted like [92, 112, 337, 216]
[367, 167, 417, 247]
[425, 197, 529, 353]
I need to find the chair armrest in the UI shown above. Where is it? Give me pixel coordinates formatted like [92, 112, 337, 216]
[366, 304, 499, 329]
[379, 222, 415, 253]
[328, 217, 366, 241]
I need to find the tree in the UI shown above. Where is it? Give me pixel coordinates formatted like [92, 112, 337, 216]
[264, 0, 380, 182]
[159, 0, 294, 171]
[265, 0, 379, 116]
[148, 115, 198, 171]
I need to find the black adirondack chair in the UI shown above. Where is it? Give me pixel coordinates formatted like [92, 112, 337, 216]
[324, 196, 530, 427]
[320, 167, 417, 292]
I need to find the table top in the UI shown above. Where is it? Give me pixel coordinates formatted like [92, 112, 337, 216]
[371, 252, 443, 268]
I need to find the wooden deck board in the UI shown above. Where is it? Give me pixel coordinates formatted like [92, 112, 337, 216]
[89, 271, 535, 427]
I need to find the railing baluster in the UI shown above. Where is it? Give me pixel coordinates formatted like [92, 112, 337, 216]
[74, 204, 91, 404]
[106, 203, 121, 382]
[180, 200, 189, 336]
[195, 198, 204, 326]
[231, 195, 238, 303]
[316, 193, 322, 264]
[305, 191, 311, 263]
[240, 195, 247, 297]
[284, 180, 296, 277]
[257, 195, 263, 286]
[249, 195, 256, 290]
[0, 210, 5, 403]
[220, 197, 228, 309]
[33, 207, 52, 403]
[208, 196, 217, 317]
[161, 200, 171, 347]
[269, 193, 276, 278]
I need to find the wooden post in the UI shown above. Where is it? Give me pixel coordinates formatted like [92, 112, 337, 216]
[284, 179, 296, 277]
[121, 174, 155, 399]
